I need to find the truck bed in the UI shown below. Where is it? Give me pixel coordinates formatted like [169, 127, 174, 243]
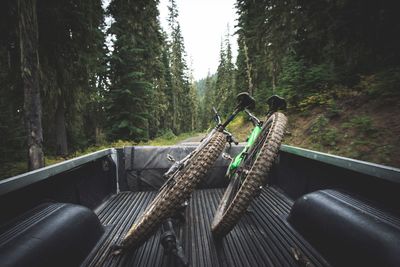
[2, 145, 399, 266]
[83, 187, 329, 267]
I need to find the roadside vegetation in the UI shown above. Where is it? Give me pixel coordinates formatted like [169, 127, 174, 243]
[0, 131, 198, 179]
[229, 78, 400, 168]
[1, 1, 399, 178]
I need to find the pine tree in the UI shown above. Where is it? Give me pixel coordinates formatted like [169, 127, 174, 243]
[235, 33, 251, 96]
[235, 0, 400, 107]
[215, 41, 227, 112]
[200, 73, 216, 129]
[167, 0, 191, 134]
[81, 0, 109, 146]
[148, 31, 170, 138]
[215, 28, 235, 117]
[0, 0, 25, 170]
[106, 0, 163, 141]
[18, 0, 44, 170]
[223, 30, 236, 114]
[188, 71, 199, 131]
[158, 31, 174, 132]
[38, 0, 106, 155]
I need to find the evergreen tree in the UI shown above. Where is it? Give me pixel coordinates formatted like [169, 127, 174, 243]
[215, 29, 235, 117]
[235, 0, 400, 107]
[38, 0, 106, 155]
[0, 0, 25, 169]
[167, 0, 192, 134]
[18, 0, 44, 170]
[148, 32, 170, 138]
[215, 41, 227, 112]
[188, 71, 199, 131]
[235, 33, 251, 96]
[200, 73, 217, 129]
[158, 31, 174, 132]
[107, 0, 163, 141]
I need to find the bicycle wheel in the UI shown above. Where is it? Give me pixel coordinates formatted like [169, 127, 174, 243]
[212, 112, 287, 237]
[115, 131, 226, 253]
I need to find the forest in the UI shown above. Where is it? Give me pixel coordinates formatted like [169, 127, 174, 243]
[1, 0, 400, 178]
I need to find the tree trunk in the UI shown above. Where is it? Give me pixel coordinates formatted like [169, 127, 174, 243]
[271, 61, 276, 94]
[172, 91, 178, 134]
[55, 103, 68, 156]
[18, 0, 44, 170]
[243, 40, 254, 95]
[95, 126, 102, 145]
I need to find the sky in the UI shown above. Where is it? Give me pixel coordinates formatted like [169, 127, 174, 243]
[102, 0, 238, 81]
[158, 0, 238, 80]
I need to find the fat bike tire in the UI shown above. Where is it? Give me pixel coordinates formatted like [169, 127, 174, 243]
[115, 131, 226, 253]
[212, 112, 287, 237]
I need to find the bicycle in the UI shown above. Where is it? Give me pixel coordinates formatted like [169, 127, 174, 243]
[113, 92, 256, 254]
[212, 95, 288, 237]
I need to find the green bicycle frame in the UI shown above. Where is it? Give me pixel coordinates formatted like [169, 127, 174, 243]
[227, 124, 262, 174]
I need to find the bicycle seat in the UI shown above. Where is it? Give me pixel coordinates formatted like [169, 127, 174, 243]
[236, 92, 256, 110]
[267, 95, 287, 112]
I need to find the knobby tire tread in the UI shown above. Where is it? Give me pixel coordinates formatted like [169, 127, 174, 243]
[118, 131, 226, 251]
[212, 112, 287, 236]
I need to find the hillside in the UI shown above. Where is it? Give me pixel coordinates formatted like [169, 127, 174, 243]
[228, 87, 400, 168]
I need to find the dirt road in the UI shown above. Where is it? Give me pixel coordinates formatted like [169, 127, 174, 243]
[178, 133, 205, 144]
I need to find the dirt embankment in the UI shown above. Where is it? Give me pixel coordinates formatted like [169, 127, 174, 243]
[229, 91, 400, 168]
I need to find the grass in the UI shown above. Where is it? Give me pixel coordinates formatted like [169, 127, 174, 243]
[226, 86, 399, 168]
[226, 114, 253, 142]
[3, 84, 400, 179]
[0, 131, 201, 180]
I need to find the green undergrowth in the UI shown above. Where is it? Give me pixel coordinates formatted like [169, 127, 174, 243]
[0, 131, 199, 179]
[298, 114, 392, 164]
[285, 83, 400, 167]
[226, 114, 253, 142]
[221, 84, 400, 168]
[2, 74, 400, 179]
